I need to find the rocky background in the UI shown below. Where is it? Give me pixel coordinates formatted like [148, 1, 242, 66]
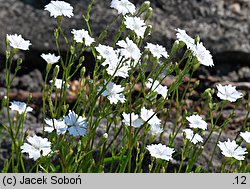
[0, 0, 250, 172]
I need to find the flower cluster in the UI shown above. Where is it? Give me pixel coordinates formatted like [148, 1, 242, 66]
[183, 114, 207, 144]
[45, 111, 88, 137]
[176, 28, 213, 67]
[3, 0, 249, 172]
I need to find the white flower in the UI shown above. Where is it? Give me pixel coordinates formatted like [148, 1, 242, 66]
[9, 101, 33, 114]
[100, 81, 126, 104]
[71, 29, 95, 46]
[175, 29, 213, 67]
[146, 143, 174, 161]
[103, 133, 109, 139]
[110, 0, 136, 15]
[124, 16, 147, 38]
[41, 53, 60, 64]
[64, 110, 88, 137]
[216, 84, 243, 102]
[95, 44, 117, 60]
[145, 43, 169, 59]
[50, 78, 69, 89]
[146, 78, 168, 98]
[106, 61, 130, 78]
[44, 118, 68, 135]
[240, 131, 250, 143]
[183, 129, 203, 144]
[192, 42, 214, 67]
[217, 139, 247, 160]
[21, 135, 51, 161]
[175, 28, 195, 50]
[150, 124, 164, 135]
[186, 114, 207, 130]
[117, 37, 141, 62]
[140, 107, 161, 126]
[44, 0, 74, 18]
[6, 34, 31, 50]
[122, 112, 144, 128]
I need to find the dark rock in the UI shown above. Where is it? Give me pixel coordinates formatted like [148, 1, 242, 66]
[1, 0, 250, 55]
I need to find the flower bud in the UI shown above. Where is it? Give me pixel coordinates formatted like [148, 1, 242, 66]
[193, 62, 200, 72]
[103, 133, 108, 139]
[144, 25, 152, 38]
[17, 58, 23, 66]
[79, 56, 85, 64]
[54, 28, 59, 40]
[144, 7, 153, 21]
[137, 1, 151, 16]
[70, 46, 75, 55]
[80, 66, 86, 78]
[5, 50, 10, 60]
[193, 80, 200, 88]
[52, 65, 60, 79]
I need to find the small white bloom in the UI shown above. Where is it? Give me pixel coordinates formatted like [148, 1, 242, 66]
[186, 114, 207, 130]
[111, 0, 136, 15]
[124, 16, 147, 38]
[145, 43, 169, 59]
[217, 139, 247, 160]
[41, 53, 60, 64]
[64, 110, 88, 137]
[146, 143, 174, 161]
[183, 129, 203, 144]
[192, 42, 214, 67]
[176, 29, 214, 67]
[150, 124, 164, 135]
[146, 78, 168, 98]
[10, 101, 33, 114]
[71, 29, 95, 46]
[117, 37, 141, 62]
[6, 34, 31, 50]
[100, 81, 126, 104]
[21, 135, 51, 161]
[122, 112, 144, 128]
[95, 44, 117, 60]
[44, 118, 68, 135]
[50, 78, 69, 89]
[44, 0, 74, 18]
[175, 28, 195, 50]
[103, 133, 108, 139]
[217, 84, 242, 102]
[106, 61, 130, 78]
[140, 107, 161, 126]
[240, 131, 250, 143]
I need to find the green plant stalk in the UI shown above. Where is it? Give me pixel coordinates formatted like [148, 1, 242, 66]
[208, 111, 234, 171]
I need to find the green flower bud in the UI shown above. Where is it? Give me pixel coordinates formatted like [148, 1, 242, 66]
[54, 28, 59, 40]
[70, 46, 75, 55]
[137, 1, 151, 16]
[80, 66, 86, 78]
[52, 65, 60, 79]
[5, 50, 10, 60]
[144, 25, 152, 38]
[144, 7, 153, 21]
